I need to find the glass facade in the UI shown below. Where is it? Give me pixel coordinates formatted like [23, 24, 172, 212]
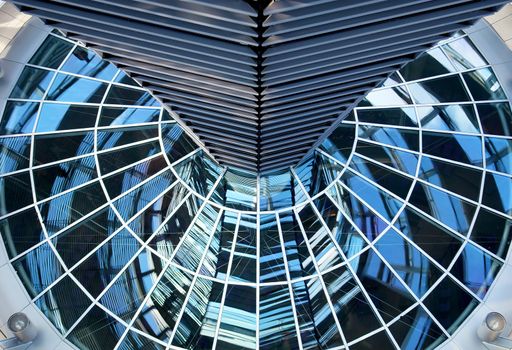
[0, 32, 511, 350]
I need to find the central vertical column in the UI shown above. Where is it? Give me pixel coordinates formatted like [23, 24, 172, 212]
[253, 0, 270, 173]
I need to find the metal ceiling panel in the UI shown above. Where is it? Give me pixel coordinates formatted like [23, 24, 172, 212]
[10, 0, 508, 173]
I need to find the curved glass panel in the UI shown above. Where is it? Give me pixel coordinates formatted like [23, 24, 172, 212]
[0, 32, 511, 350]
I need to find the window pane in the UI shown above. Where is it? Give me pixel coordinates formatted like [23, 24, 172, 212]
[61, 46, 117, 80]
[10, 67, 54, 100]
[36, 103, 98, 132]
[29, 35, 74, 69]
[46, 74, 108, 103]
[0, 101, 39, 135]
[408, 75, 470, 104]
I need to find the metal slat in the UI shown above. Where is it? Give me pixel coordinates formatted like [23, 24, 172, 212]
[63, 27, 255, 70]
[12, 0, 507, 173]
[147, 84, 257, 109]
[264, 0, 469, 42]
[178, 0, 257, 17]
[157, 94, 256, 120]
[260, 133, 322, 151]
[263, 45, 430, 86]
[264, 0, 388, 25]
[261, 97, 352, 120]
[179, 117, 258, 139]
[53, 0, 258, 44]
[264, 0, 337, 15]
[155, 91, 257, 115]
[264, 6, 495, 54]
[133, 0, 257, 27]
[263, 34, 447, 75]
[124, 69, 256, 98]
[90, 45, 257, 85]
[91, 0, 257, 36]
[261, 126, 330, 145]
[14, 0, 257, 57]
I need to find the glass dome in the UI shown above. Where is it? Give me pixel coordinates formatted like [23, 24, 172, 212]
[0, 31, 511, 350]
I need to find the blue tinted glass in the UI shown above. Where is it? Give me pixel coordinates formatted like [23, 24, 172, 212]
[409, 75, 470, 104]
[0, 207, 44, 258]
[34, 131, 95, 165]
[12, 242, 64, 298]
[10, 67, 54, 100]
[423, 276, 478, 334]
[36, 103, 98, 132]
[0, 101, 38, 135]
[400, 47, 455, 81]
[443, 37, 486, 70]
[418, 104, 480, 133]
[259, 171, 293, 210]
[61, 46, 117, 80]
[482, 173, 512, 215]
[485, 137, 512, 174]
[29, 35, 74, 69]
[389, 306, 446, 350]
[408, 182, 476, 235]
[106, 85, 158, 106]
[46, 73, 108, 103]
[217, 285, 257, 350]
[100, 248, 161, 323]
[99, 107, 161, 126]
[38, 181, 107, 235]
[462, 68, 506, 101]
[35, 275, 91, 334]
[259, 285, 299, 349]
[451, 242, 502, 298]
[0, 136, 31, 174]
[375, 228, 443, 298]
[422, 131, 483, 166]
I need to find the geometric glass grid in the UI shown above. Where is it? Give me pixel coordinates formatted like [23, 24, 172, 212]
[0, 30, 511, 350]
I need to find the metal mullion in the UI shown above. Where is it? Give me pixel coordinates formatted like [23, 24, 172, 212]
[32, 153, 165, 210]
[255, 175, 260, 350]
[157, 107, 226, 208]
[96, 136, 161, 155]
[364, 66, 492, 300]
[166, 168, 227, 262]
[165, 207, 225, 349]
[291, 166, 398, 347]
[291, 205, 349, 349]
[440, 64, 490, 280]
[112, 174, 219, 349]
[211, 212, 242, 350]
[352, 150, 499, 210]
[354, 99, 508, 109]
[316, 148, 347, 168]
[170, 147, 202, 167]
[336, 178, 485, 304]
[275, 211, 304, 350]
[31, 184, 186, 304]
[347, 143, 505, 264]
[358, 136, 512, 180]
[21, 62, 148, 88]
[368, 64, 494, 92]
[129, 327, 175, 348]
[93, 69, 128, 235]
[111, 259, 174, 349]
[25, 43, 105, 342]
[2, 98, 159, 107]
[0, 122, 164, 139]
[324, 191, 373, 248]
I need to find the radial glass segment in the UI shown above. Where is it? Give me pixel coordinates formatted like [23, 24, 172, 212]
[0, 31, 511, 350]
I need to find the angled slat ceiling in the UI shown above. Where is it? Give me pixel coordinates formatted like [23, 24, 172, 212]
[10, 0, 508, 173]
